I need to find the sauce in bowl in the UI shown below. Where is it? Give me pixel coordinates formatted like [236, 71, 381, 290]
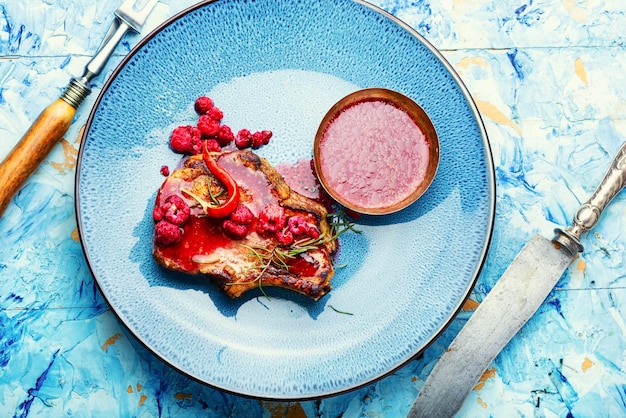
[313, 88, 439, 215]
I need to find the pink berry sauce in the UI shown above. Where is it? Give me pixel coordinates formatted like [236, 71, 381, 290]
[318, 99, 430, 210]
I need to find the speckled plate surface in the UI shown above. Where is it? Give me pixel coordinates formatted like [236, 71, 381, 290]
[76, 0, 495, 400]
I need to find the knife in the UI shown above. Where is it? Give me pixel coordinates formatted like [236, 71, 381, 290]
[408, 141, 626, 418]
[0, 0, 158, 219]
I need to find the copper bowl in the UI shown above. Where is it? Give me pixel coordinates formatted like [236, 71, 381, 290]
[313, 88, 440, 215]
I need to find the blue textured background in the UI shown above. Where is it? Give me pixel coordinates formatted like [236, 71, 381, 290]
[2, 0, 626, 416]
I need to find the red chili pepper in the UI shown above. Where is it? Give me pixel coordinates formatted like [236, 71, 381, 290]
[201, 141, 240, 218]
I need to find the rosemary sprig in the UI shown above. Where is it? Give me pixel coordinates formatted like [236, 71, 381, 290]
[207, 180, 225, 206]
[241, 245, 291, 271]
[328, 209, 362, 237]
[329, 305, 354, 316]
[234, 245, 273, 299]
[253, 211, 358, 268]
[181, 184, 225, 212]
[181, 188, 211, 213]
[228, 211, 360, 298]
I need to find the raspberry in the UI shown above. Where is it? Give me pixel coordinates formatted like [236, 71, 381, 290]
[276, 228, 294, 245]
[260, 130, 272, 145]
[235, 129, 252, 149]
[257, 203, 286, 234]
[198, 114, 221, 137]
[205, 139, 221, 152]
[222, 205, 254, 238]
[189, 136, 204, 155]
[160, 165, 170, 176]
[250, 131, 265, 149]
[217, 125, 235, 146]
[229, 204, 254, 225]
[287, 216, 310, 236]
[307, 225, 321, 239]
[170, 125, 201, 154]
[154, 220, 183, 245]
[153, 205, 165, 222]
[162, 195, 190, 225]
[194, 96, 214, 115]
[208, 106, 224, 121]
[222, 220, 248, 239]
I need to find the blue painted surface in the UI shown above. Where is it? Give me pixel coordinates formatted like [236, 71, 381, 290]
[1, 0, 626, 416]
[76, 0, 493, 400]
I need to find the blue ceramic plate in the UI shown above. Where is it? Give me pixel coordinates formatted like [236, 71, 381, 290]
[76, 0, 495, 400]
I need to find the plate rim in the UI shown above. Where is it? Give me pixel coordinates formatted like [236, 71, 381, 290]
[74, 0, 496, 400]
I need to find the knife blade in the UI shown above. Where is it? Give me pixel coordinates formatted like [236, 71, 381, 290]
[408, 141, 626, 418]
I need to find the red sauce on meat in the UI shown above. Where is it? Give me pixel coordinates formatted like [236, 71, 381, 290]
[218, 154, 275, 216]
[287, 254, 322, 278]
[154, 155, 328, 277]
[277, 158, 335, 212]
[155, 216, 233, 273]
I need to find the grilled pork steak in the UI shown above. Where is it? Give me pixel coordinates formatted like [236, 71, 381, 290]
[152, 150, 337, 300]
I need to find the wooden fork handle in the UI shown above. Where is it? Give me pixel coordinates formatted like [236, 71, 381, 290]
[0, 99, 76, 217]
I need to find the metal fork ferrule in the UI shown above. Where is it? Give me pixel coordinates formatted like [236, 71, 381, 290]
[60, 78, 91, 108]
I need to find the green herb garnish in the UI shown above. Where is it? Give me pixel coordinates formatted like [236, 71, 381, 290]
[329, 305, 354, 316]
[228, 211, 360, 299]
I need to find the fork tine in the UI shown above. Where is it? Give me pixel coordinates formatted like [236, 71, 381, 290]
[115, 0, 159, 32]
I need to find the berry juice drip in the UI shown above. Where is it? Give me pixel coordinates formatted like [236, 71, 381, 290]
[277, 158, 335, 212]
[155, 216, 230, 273]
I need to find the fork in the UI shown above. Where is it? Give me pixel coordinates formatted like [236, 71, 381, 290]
[0, 0, 159, 218]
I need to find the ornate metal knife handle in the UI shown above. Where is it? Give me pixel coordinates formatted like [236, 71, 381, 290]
[555, 141, 626, 254]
